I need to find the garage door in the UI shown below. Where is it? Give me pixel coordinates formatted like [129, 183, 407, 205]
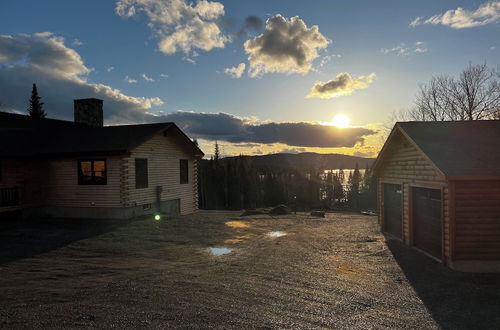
[412, 187, 442, 259]
[384, 183, 402, 239]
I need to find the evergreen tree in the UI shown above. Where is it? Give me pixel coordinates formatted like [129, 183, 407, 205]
[28, 83, 46, 118]
[347, 163, 361, 210]
[332, 172, 344, 208]
[214, 140, 220, 163]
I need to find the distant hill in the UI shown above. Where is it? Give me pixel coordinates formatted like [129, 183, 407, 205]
[216, 152, 375, 171]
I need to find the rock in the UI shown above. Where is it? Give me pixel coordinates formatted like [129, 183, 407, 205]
[361, 210, 377, 216]
[240, 209, 268, 217]
[310, 211, 325, 218]
[269, 205, 290, 215]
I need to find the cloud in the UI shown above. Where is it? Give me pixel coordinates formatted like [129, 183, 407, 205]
[244, 16, 263, 32]
[0, 33, 163, 123]
[106, 66, 115, 72]
[72, 38, 84, 46]
[380, 42, 427, 56]
[155, 111, 376, 148]
[410, 1, 500, 28]
[307, 72, 376, 99]
[224, 63, 245, 78]
[244, 14, 330, 77]
[0, 33, 376, 149]
[115, 0, 229, 55]
[141, 73, 155, 82]
[159, 73, 169, 78]
[279, 147, 307, 154]
[124, 75, 137, 83]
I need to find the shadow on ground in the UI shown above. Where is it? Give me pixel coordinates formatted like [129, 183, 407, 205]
[386, 238, 500, 330]
[0, 212, 132, 266]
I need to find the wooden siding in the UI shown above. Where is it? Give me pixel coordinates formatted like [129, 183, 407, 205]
[45, 156, 123, 208]
[452, 180, 500, 260]
[0, 160, 19, 188]
[377, 130, 450, 258]
[0, 159, 48, 210]
[125, 132, 198, 215]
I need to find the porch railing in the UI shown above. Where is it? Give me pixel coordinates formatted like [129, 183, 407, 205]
[0, 187, 20, 207]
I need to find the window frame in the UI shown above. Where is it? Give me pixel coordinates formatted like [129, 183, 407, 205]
[135, 158, 149, 189]
[77, 159, 107, 185]
[180, 159, 189, 184]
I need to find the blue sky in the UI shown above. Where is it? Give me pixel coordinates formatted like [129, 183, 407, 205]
[1, 0, 499, 156]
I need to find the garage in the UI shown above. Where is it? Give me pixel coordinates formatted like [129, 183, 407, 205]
[373, 121, 500, 271]
[384, 183, 402, 239]
[412, 187, 442, 259]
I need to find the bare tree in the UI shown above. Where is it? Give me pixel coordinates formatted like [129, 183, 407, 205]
[411, 63, 500, 121]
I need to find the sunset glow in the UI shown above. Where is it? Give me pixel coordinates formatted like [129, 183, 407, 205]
[331, 114, 350, 128]
[0, 1, 498, 159]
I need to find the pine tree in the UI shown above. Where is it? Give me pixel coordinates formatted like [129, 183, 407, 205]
[347, 163, 361, 210]
[214, 140, 220, 163]
[28, 83, 46, 118]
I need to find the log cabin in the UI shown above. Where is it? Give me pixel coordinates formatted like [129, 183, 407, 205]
[373, 121, 500, 272]
[0, 98, 204, 219]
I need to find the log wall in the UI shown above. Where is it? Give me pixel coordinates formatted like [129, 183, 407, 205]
[45, 156, 123, 208]
[452, 180, 500, 260]
[377, 129, 450, 258]
[124, 132, 198, 215]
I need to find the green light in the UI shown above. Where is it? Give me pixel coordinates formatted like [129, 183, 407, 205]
[154, 214, 161, 221]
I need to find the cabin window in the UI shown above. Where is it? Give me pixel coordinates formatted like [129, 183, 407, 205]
[135, 158, 148, 189]
[78, 159, 107, 185]
[180, 159, 189, 184]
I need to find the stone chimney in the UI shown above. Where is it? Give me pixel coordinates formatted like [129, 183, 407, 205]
[74, 98, 103, 127]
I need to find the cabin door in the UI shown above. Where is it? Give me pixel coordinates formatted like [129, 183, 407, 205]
[412, 187, 442, 259]
[384, 183, 402, 239]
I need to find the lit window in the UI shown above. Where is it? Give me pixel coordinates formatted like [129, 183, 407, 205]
[78, 159, 107, 185]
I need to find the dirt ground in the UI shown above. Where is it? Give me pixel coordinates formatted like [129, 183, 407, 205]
[0, 211, 499, 329]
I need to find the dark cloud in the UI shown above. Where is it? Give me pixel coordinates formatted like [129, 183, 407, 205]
[307, 72, 376, 99]
[244, 16, 263, 31]
[233, 143, 261, 148]
[0, 33, 375, 149]
[155, 111, 376, 148]
[220, 15, 263, 38]
[244, 14, 329, 77]
[0, 34, 162, 123]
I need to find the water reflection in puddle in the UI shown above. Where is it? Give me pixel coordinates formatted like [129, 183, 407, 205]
[268, 231, 287, 237]
[209, 247, 232, 256]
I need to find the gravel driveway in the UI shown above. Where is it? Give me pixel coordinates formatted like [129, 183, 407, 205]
[0, 211, 499, 329]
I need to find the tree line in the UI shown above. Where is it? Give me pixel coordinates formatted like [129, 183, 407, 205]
[198, 143, 377, 212]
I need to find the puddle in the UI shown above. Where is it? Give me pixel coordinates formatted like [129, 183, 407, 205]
[209, 247, 232, 256]
[225, 234, 256, 244]
[224, 239, 243, 244]
[268, 231, 287, 237]
[225, 221, 250, 228]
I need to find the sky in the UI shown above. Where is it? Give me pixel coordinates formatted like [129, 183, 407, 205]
[0, 0, 499, 157]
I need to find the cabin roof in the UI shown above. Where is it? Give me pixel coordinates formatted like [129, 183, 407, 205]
[374, 120, 500, 178]
[0, 112, 204, 158]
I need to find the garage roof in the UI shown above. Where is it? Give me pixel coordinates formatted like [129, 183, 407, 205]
[375, 120, 500, 178]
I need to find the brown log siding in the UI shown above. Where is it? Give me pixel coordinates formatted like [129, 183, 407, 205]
[452, 180, 500, 260]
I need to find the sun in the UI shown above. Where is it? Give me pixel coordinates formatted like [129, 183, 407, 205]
[331, 114, 350, 128]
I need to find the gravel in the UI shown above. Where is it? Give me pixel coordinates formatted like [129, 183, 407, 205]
[0, 211, 499, 329]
